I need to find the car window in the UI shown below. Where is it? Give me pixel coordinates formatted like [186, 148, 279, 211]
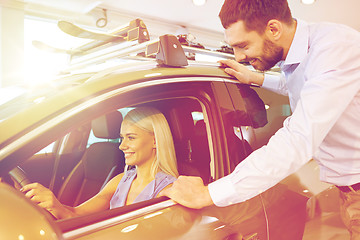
[36, 141, 56, 154]
[248, 86, 291, 150]
[223, 82, 291, 171]
[87, 128, 120, 147]
[86, 108, 135, 147]
[0, 73, 91, 123]
[86, 108, 135, 148]
[54, 94, 214, 212]
[3, 79, 221, 225]
[191, 111, 204, 123]
[145, 97, 212, 185]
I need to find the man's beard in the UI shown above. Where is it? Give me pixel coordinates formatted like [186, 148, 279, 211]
[251, 39, 283, 72]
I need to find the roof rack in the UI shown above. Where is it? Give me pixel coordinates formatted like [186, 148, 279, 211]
[56, 19, 236, 72]
[182, 45, 234, 61]
[63, 34, 189, 72]
[60, 18, 150, 53]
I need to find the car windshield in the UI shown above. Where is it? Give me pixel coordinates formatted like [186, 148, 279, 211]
[0, 86, 53, 122]
[0, 73, 93, 123]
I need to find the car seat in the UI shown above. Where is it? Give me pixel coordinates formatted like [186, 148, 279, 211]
[57, 111, 125, 207]
[228, 127, 253, 170]
[191, 119, 211, 184]
[166, 107, 210, 183]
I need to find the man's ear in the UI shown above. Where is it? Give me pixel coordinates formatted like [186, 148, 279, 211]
[265, 19, 282, 41]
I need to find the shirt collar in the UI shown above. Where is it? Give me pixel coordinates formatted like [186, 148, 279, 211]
[282, 19, 309, 68]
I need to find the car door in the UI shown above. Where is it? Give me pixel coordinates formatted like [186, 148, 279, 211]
[55, 77, 305, 240]
[55, 77, 251, 240]
[223, 80, 308, 239]
[57, 77, 308, 240]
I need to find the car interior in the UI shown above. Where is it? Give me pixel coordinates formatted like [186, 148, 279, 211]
[56, 110, 126, 207]
[0, 79, 293, 240]
[4, 82, 269, 226]
[11, 97, 214, 212]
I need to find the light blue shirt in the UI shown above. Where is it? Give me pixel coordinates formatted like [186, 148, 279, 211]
[110, 168, 177, 209]
[210, 19, 360, 207]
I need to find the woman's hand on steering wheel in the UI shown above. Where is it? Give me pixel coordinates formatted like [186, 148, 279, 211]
[21, 183, 65, 219]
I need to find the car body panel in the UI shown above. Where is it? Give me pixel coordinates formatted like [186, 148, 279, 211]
[0, 183, 63, 240]
[57, 184, 307, 240]
[0, 63, 231, 148]
[0, 70, 233, 175]
[0, 57, 314, 240]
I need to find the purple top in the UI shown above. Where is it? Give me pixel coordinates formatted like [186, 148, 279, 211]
[110, 168, 177, 209]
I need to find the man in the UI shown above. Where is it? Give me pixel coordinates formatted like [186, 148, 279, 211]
[161, 0, 360, 238]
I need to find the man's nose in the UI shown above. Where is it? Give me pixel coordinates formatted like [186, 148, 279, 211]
[234, 50, 246, 62]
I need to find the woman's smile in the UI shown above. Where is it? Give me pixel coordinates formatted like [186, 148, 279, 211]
[123, 152, 135, 159]
[119, 121, 156, 167]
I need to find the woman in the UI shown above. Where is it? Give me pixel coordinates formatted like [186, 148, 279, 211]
[21, 107, 178, 219]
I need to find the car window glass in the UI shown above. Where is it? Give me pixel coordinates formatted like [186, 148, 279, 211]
[221, 84, 263, 171]
[87, 130, 120, 147]
[191, 111, 204, 124]
[55, 100, 213, 210]
[224, 84, 291, 171]
[189, 110, 211, 184]
[155, 97, 212, 185]
[86, 108, 134, 147]
[36, 141, 56, 154]
[9, 81, 217, 223]
[249, 87, 291, 150]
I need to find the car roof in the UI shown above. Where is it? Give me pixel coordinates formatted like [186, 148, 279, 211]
[0, 59, 234, 148]
[0, 19, 278, 164]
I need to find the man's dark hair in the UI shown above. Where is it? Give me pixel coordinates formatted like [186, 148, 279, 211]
[219, 0, 293, 33]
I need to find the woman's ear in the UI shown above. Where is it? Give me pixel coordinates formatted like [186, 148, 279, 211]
[153, 137, 156, 149]
[265, 19, 282, 41]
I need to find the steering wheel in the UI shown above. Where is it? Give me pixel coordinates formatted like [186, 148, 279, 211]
[8, 166, 31, 187]
[6, 167, 58, 220]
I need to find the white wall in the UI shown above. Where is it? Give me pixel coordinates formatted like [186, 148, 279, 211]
[289, 0, 360, 31]
[0, 5, 24, 87]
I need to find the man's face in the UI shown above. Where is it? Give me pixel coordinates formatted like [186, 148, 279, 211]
[225, 20, 284, 71]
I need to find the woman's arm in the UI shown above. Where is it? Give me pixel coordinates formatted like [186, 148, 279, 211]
[21, 173, 124, 219]
[21, 183, 77, 219]
[73, 173, 123, 215]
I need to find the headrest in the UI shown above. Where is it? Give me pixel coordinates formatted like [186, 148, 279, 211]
[194, 120, 206, 136]
[167, 108, 194, 141]
[91, 111, 123, 139]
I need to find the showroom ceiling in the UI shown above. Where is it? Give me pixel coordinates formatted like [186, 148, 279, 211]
[19, 0, 360, 33]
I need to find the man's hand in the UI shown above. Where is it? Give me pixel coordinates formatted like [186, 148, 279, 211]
[160, 176, 214, 209]
[219, 59, 264, 86]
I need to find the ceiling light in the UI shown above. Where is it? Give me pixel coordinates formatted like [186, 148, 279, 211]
[301, 0, 316, 4]
[193, 0, 206, 6]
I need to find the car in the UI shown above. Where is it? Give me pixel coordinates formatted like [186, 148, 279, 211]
[0, 19, 332, 240]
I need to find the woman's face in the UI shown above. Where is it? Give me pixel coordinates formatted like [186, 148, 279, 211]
[119, 121, 156, 167]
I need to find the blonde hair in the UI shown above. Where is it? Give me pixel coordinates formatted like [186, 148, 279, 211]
[123, 107, 178, 178]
